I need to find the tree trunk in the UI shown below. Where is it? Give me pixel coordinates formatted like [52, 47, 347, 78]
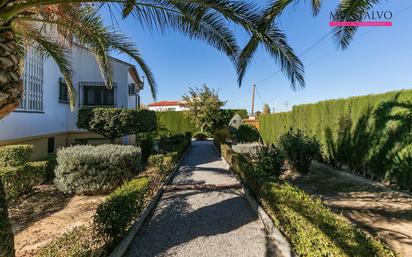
[0, 180, 15, 257]
[0, 23, 23, 119]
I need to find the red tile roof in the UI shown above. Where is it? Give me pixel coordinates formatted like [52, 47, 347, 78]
[148, 101, 185, 107]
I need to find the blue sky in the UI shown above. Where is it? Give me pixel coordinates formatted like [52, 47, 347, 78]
[103, 1, 412, 112]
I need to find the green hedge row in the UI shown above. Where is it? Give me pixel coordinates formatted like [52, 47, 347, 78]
[221, 146, 395, 257]
[0, 145, 54, 201]
[260, 89, 412, 146]
[0, 145, 33, 167]
[94, 177, 150, 249]
[155, 109, 248, 134]
[260, 89, 412, 189]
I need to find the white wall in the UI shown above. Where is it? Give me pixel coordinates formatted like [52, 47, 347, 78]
[0, 46, 135, 142]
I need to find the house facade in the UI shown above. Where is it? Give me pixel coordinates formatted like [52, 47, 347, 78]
[0, 45, 142, 160]
[147, 101, 189, 112]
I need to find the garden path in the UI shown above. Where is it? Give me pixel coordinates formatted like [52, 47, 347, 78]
[285, 162, 412, 257]
[125, 140, 277, 257]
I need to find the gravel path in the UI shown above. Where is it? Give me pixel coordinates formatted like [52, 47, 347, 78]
[124, 140, 276, 257]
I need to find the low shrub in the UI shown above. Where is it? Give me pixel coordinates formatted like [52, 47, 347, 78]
[138, 134, 153, 163]
[234, 124, 260, 143]
[0, 144, 33, 167]
[54, 145, 141, 194]
[254, 144, 285, 179]
[37, 226, 103, 257]
[261, 182, 395, 257]
[221, 144, 235, 164]
[39, 155, 58, 182]
[232, 143, 264, 158]
[94, 177, 150, 249]
[148, 153, 178, 175]
[213, 128, 231, 144]
[0, 161, 47, 201]
[0, 180, 14, 257]
[279, 129, 320, 174]
[194, 131, 208, 140]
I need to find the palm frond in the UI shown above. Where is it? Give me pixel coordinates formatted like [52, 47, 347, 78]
[332, 0, 381, 49]
[107, 32, 158, 99]
[13, 22, 76, 110]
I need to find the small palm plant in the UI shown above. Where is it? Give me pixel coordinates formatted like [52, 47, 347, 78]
[0, 0, 307, 118]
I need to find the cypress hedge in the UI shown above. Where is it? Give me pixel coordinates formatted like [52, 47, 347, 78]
[260, 89, 412, 189]
[155, 109, 248, 134]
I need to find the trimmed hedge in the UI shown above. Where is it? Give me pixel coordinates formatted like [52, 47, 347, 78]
[94, 177, 150, 249]
[234, 124, 260, 143]
[0, 162, 47, 201]
[78, 108, 156, 140]
[156, 111, 198, 134]
[54, 145, 141, 194]
[0, 145, 33, 167]
[155, 109, 248, 135]
[0, 180, 14, 257]
[260, 89, 412, 189]
[228, 149, 395, 257]
[262, 183, 395, 257]
[148, 153, 178, 175]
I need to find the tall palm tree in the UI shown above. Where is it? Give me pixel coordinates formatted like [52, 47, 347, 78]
[0, 0, 305, 118]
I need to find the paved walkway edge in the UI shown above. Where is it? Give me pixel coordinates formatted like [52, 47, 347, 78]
[220, 154, 297, 257]
[109, 146, 192, 257]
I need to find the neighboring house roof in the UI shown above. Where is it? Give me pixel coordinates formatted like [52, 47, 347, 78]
[148, 101, 186, 107]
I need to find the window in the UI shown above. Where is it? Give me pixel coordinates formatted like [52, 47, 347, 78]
[18, 47, 44, 111]
[59, 78, 69, 103]
[47, 137, 55, 153]
[128, 83, 136, 95]
[80, 82, 116, 107]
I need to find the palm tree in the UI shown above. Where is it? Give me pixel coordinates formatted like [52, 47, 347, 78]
[0, 0, 305, 118]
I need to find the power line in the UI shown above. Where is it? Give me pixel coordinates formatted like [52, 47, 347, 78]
[254, 2, 412, 88]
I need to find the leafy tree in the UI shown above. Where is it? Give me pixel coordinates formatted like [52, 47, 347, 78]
[0, 0, 305, 118]
[183, 85, 226, 133]
[263, 104, 271, 114]
[77, 108, 156, 142]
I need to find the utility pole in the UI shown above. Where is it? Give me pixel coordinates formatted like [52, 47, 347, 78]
[251, 84, 256, 116]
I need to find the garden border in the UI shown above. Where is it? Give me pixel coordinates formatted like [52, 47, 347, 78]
[108, 144, 191, 257]
[218, 149, 297, 257]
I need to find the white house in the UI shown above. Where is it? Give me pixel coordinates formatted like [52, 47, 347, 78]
[0, 45, 143, 160]
[147, 101, 189, 112]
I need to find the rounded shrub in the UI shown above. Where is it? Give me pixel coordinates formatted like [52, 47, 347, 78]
[0, 180, 14, 257]
[54, 145, 141, 194]
[194, 132, 208, 140]
[279, 129, 320, 174]
[234, 124, 260, 143]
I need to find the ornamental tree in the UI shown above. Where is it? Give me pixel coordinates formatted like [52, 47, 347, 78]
[182, 85, 226, 133]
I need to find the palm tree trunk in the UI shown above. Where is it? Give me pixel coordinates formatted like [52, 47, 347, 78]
[0, 180, 15, 257]
[0, 24, 22, 119]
